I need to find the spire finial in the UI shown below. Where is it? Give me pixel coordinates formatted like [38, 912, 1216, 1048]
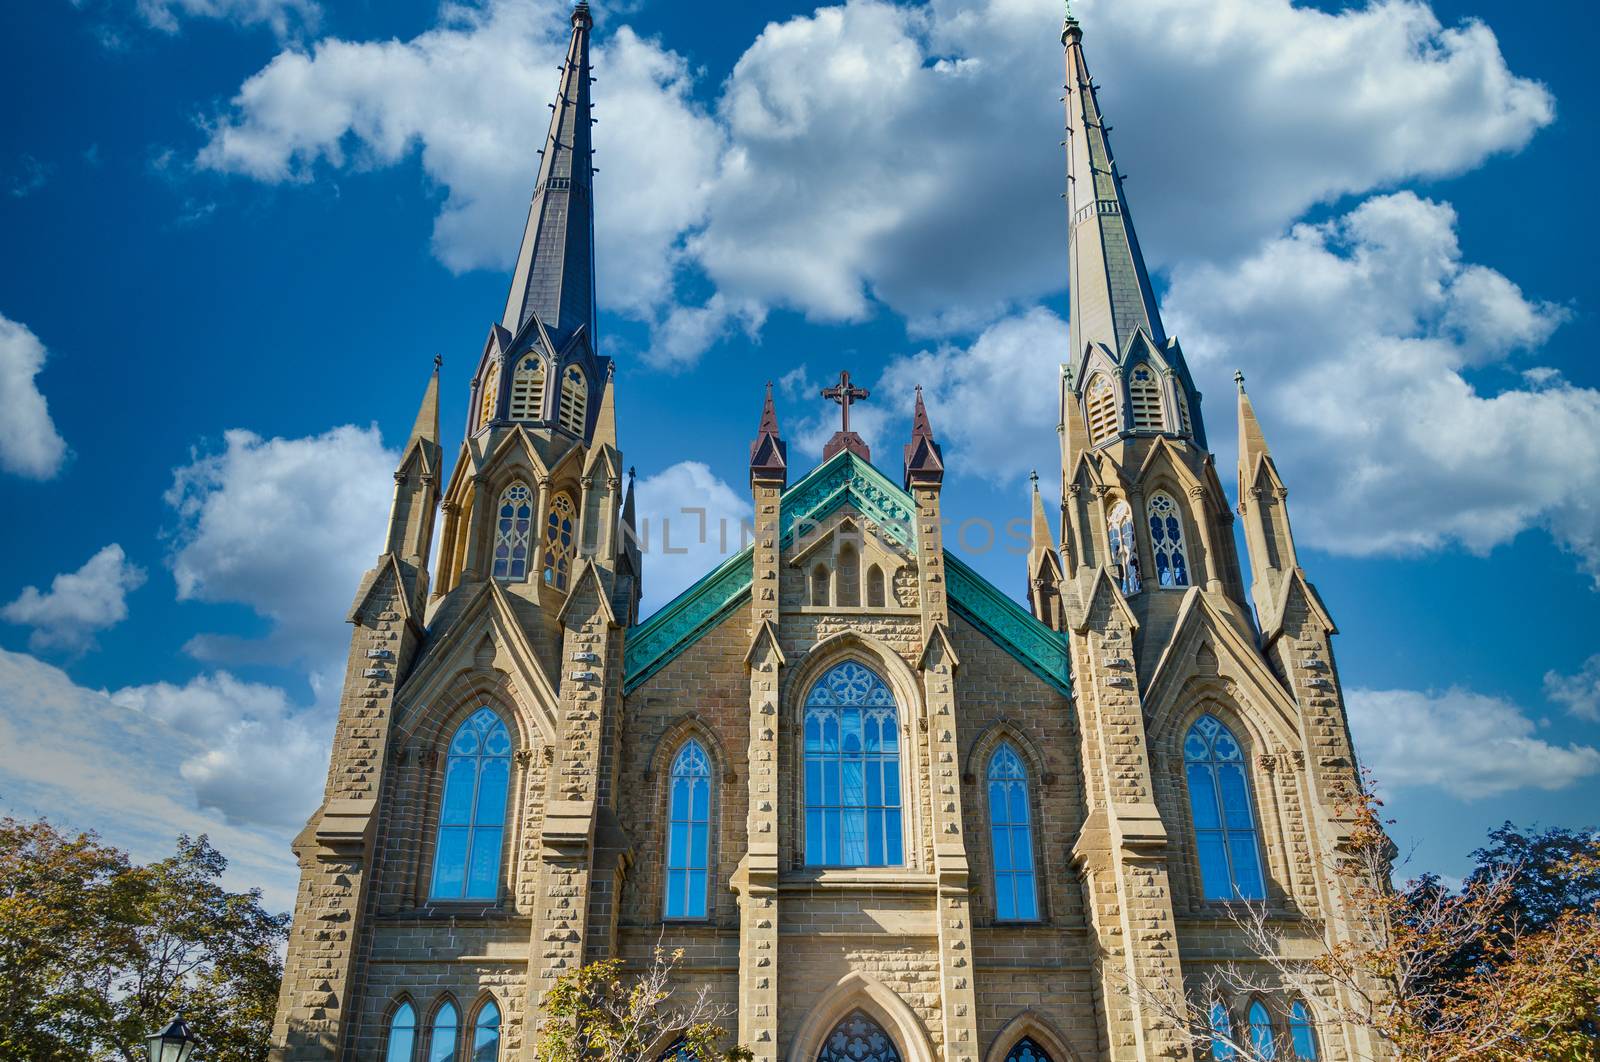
[1030, 468, 1040, 490]
[433, 353, 442, 371]
[1234, 369, 1246, 393]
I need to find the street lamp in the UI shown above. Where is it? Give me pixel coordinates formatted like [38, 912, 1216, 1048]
[144, 1016, 201, 1062]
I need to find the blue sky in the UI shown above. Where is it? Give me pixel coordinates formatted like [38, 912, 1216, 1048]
[1, 0, 1595, 907]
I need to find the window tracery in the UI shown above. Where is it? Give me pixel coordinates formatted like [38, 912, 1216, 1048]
[508, 355, 546, 421]
[543, 491, 577, 590]
[1129, 365, 1165, 431]
[816, 1010, 900, 1062]
[558, 365, 587, 434]
[804, 662, 902, 867]
[664, 739, 712, 920]
[987, 743, 1039, 921]
[430, 707, 512, 900]
[477, 365, 501, 431]
[492, 482, 533, 581]
[1108, 500, 1141, 596]
[1086, 373, 1118, 445]
[1184, 714, 1266, 900]
[1147, 492, 1191, 588]
[1003, 1037, 1054, 1062]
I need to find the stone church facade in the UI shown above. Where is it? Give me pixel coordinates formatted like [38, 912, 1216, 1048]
[270, 5, 1380, 1061]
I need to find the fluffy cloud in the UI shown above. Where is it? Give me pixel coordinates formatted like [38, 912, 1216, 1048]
[197, 0, 721, 321]
[1, 544, 146, 654]
[111, 672, 329, 829]
[0, 312, 69, 480]
[1164, 191, 1596, 574]
[165, 425, 394, 669]
[631, 461, 753, 615]
[0, 649, 300, 909]
[1545, 655, 1600, 722]
[1348, 686, 1600, 799]
[136, 0, 318, 36]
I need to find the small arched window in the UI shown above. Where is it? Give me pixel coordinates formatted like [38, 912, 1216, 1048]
[543, 491, 577, 590]
[1147, 492, 1191, 588]
[1108, 500, 1141, 596]
[477, 365, 501, 431]
[427, 1001, 458, 1062]
[1288, 1001, 1318, 1060]
[471, 1000, 501, 1062]
[1184, 714, 1266, 901]
[1248, 1001, 1277, 1059]
[1208, 1001, 1236, 1061]
[558, 365, 588, 434]
[1003, 1038, 1053, 1062]
[810, 563, 830, 606]
[664, 740, 712, 920]
[987, 743, 1039, 921]
[818, 1010, 901, 1062]
[1085, 373, 1118, 445]
[508, 355, 546, 421]
[836, 542, 861, 607]
[865, 564, 886, 608]
[804, 662, 902, 867]
[492, 482, 534, 581]
[431, 707, 512, 900]
[1129, 365, 1165, 431]
[386, 1002, 417, 1062]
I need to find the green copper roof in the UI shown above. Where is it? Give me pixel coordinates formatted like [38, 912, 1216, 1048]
[622, 451, 1069, 696]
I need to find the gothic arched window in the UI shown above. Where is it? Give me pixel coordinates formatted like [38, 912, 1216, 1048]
[1147, 492, 1191, 588]
[471, 999, 501, 1062]
[508, 355, 546, 421]
[664, 740, 712, 920]
[543, 491, 577, 590]
[558, 365, 588, 434]
[492, 482, 534, 581]
[477, 365, 501, 431]
[1129, 365, 1165, 431]
[865, 564, 886, 608]
[987, 743, 1039, 921]
[817, 1010, 900, 1062]
[385, 1002, 417, 1062]
[811, 563, 831, 606]
[803, 662, 902, 867]
[836, 542, 861, 607]
[1085, 373, 1118, 445]
[1208, 1001, 1236, 1061]
[1003, 1038, 1054, 1062]
[1108, 500, 1141, 596]
[1248, 1000, 1277, 1059]
[427, 1001, 458, 1062]
[430, 708, 512, 900]
[1184, 714, 1266, 901]
[1288, 1000, 1318, 1060]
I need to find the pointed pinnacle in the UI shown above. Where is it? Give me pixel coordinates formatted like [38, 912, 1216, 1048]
[1234, 369, 1246, 392]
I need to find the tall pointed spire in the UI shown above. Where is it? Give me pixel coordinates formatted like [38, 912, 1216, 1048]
[502, 1, 597, 350]
[749, 382, 789, 486]
[902, 385, 945, 489]
[1062, 10, 1165, 360]
[1235, 370, 1300, 615]
[1026, 469, 1065, 628]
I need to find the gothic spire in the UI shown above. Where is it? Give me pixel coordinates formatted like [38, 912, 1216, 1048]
[1235, 371, 1300, 614]
[902, 385, 945, 489]
[1061, 10, 1165, 360]
[502, 1, 597, 350]
[749, 382, 789, 486]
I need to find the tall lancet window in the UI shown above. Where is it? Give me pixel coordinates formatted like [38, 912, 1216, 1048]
[543, 491, 577, 590]
[804, 662, 902, 867]
[508, 355, 546, 421]
[1085, 373, 1118, 445]
[1288, 1001, 1319, 1060]
[1184, 714, 1266, 900]
[1129, 365, 1165, 431]
[471, 1000, 501, 1062]
[664, 740, 712, 920]
[1248, 1001, 1277, 1059]
[385, 1002, 417, 1062]
[1208, 1002, 1236, 1061]
[558, 365, 588, 434]
[492, 482, 534, 580]
[1147, 492, 1191, 588]
[427, 1001, 458, 1062]
[1108, 500, 1141, 596]
[431, 707, 512, 900]
[987, 743, 1039, 921]
[477, 364, 501, 431]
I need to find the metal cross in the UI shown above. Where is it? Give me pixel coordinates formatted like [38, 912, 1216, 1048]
[821, 370, 870, 434]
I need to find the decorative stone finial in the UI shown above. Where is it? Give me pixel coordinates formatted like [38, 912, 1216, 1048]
[1234, 369, 1246, 392]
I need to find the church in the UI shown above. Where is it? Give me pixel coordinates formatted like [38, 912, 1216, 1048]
[270, 4, 1380, 1060]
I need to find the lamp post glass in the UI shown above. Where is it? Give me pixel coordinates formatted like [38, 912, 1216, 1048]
[145, 1017, 200, 1062]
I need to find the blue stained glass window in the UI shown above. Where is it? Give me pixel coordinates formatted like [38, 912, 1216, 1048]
[1148, 492, 1191, 588]
[1209, 1001, 1235, 1061]
[431, 708, 513, 900]
[1108, 501, 1141, 596]
[817, 1010, 900, 1062]
[471, 1000, 500, 1062]
[987, 744, 1039, 921]
[492, 482, 533, 580]
[1248, 1001, 1277, 1059]
[1288, 1001, 1318, 1060]
[427, 1002, 457, 1062]
[1184, 714, 1266, 901]
[803, 662, 902, 867]
[664, 740, 713, 919]
[385, 1002, 416, 1062]
[543, 492, 577, 590]
[1003, 1037, 1053, 1062]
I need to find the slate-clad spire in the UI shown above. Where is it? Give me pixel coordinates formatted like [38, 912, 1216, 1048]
[749, 382, 789, 486]
[1062, 9, 1165, 360]
[502, 1, 597, 349]
[902, 386, 945, 488]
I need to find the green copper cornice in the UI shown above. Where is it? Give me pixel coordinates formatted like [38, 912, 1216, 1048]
[622, 451, 1069, 697]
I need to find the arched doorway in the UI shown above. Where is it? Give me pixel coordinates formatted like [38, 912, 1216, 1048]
[817, 1010, 901, 1062]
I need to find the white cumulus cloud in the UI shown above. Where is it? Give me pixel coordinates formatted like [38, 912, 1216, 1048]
[1348, 686, 1600, 799]
[1, 544, 147, 654]
[631, 461, 753, 617]
[1545, 655, 1600, 723]
[136, 0, 319, 36]
[0, 312, 69, 480]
